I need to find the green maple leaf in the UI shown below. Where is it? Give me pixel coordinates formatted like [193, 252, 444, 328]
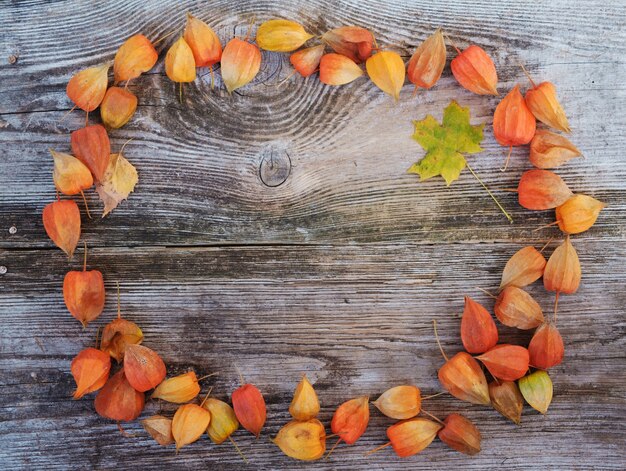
[408, 100, 484, 186]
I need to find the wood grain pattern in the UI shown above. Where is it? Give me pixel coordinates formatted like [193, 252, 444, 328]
[1, 0, 624, 247]
[1, 243, 625, 469]
[1, 0, 625, 469]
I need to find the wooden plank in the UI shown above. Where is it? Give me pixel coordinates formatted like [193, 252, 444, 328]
[0, 0, 624, 247]
[1, 0, 625, 469]
[0, 243, 625, 469]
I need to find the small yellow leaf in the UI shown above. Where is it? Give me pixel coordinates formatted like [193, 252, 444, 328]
[96, 152, 138, 217]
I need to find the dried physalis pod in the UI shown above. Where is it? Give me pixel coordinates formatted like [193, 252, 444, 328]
[432, 322, 489, 404]
[528, 322, 564, 369]
[450, 45, 498, 95]
[289, 374, 320, 421]
[556, 194, 605, 235]
[142, 415, 174, 446]
[517, 169, 573, 210]
[184, 13, 222, 67]
[321, 26, 374, 63]
[51, 149, 93, 196]
[493, 85, 536, 166]
[407, 29, 446, 91]
[124, 344, 166, 392]
[204, 398, 239, 444]
[518, 370, 553, 414]
[42, 200, 81, 258]
[319, 53, 364, 86]
[373, 385, 421, 420]
[100, 291, 144, 362]
[71, 124, 111, 182]
[477, 344, 530, 382]
[66, 63, 110, 112]
[172, 402, 212, 450]
[101, 326, 143, 362]
[100, 87, 138, 129]
[257, 19, 313, 52]
[495, 286, 544, 330]
[114, 34, 158, 83]
[530, 130, 581, 169]
[71, 347, 111, 399]
[543, 236, 581, 295]
[438, 413, 481, 456]
[63, 244, 105, 327]
[232, 383, 266, 437]
[151, 371, 205, 403]
[366, 51, 406, 101]
[386, 418, 441, 457]
[500, 246, 547, 289]
[273, 419, 326, 461]
[165, 36, 196, 83]
[437, 352, 490, 405]
[489, 380, 524, 424]
[524, 74, 570, 133]
[220, 37, 262, 94]
[290, 45, 325, 78]
[461, 296, 498, 354]
[94, 368, 145, 421]
[330, 396, 370, 445]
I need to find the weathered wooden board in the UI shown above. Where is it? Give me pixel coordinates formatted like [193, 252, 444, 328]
[1, 243, 625, 469]
[1, 0, 624, 247]
[1, 0, 625, 469]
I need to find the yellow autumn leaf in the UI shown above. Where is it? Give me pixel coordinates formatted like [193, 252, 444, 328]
[408, 101, 484, 186]
[96, 152, 138, 217]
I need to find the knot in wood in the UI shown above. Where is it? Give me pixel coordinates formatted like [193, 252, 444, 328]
[259, 149, 291, 187]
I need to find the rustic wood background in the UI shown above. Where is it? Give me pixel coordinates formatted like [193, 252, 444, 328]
[1, 0, 625, 469]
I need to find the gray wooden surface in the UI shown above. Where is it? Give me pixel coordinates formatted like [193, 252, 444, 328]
[1, 0, 625, 469]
